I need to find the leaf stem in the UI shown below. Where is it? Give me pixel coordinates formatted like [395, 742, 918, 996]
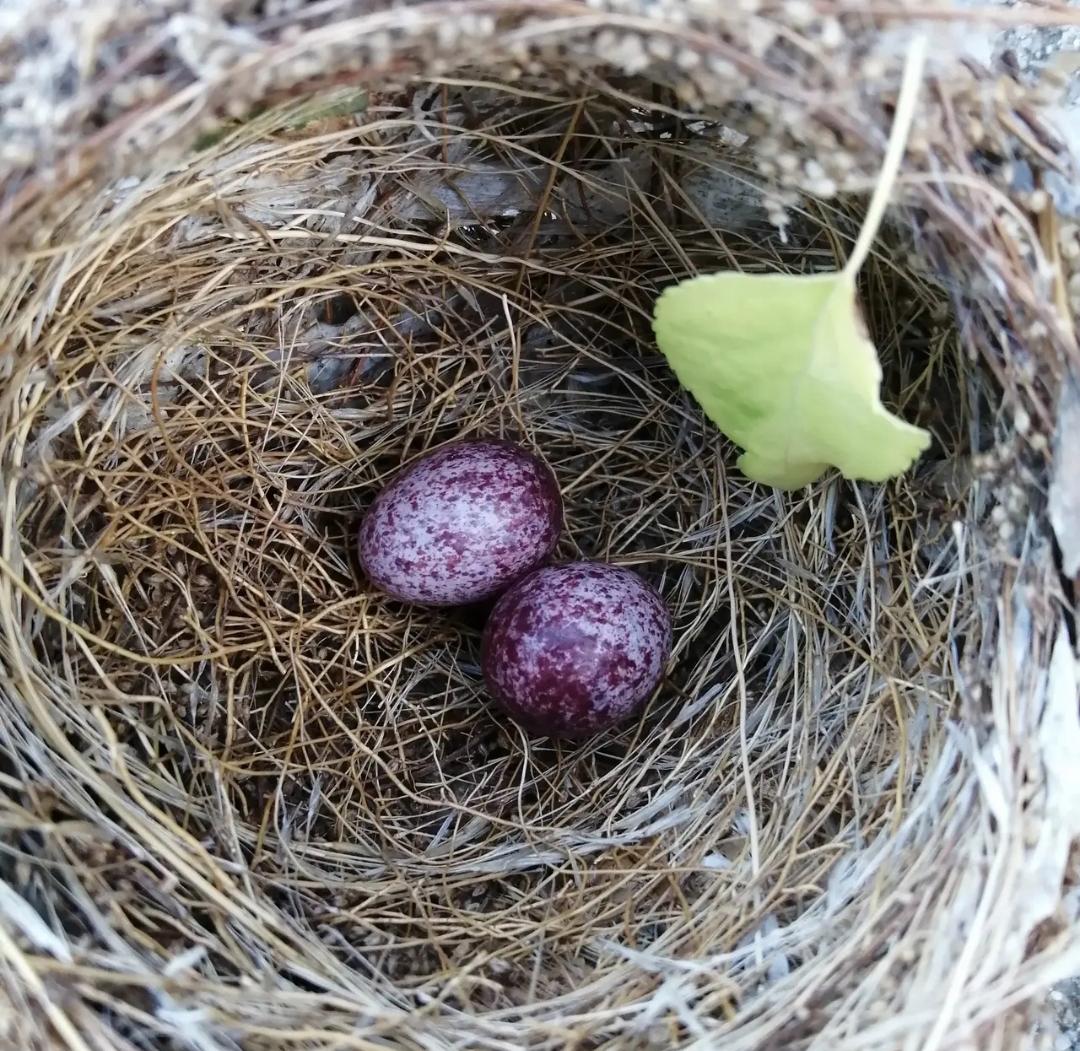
[843, 33, 929, 279]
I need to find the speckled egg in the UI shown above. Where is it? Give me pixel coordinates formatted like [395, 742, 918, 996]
[482, 562, 672, 737]
[358, 440, 562, 606]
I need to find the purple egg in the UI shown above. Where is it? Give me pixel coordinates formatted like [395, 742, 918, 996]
[482, 562, 672, 737]
[358, 439, 562, 606]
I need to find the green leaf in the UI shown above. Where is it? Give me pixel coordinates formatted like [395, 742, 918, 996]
[652, 270, 931, 489]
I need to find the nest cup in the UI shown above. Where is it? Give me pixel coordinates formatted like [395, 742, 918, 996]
[1, 3, 1079, 1049]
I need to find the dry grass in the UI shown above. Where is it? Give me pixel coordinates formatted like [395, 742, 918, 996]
[0, 5, 1078, 1051]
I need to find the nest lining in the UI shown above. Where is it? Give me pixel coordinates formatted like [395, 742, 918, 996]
[0, 77, 982, 1036]
[1, 6, 1079, 1051]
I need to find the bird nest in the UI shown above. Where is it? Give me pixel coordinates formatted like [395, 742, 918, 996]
[1, 3, 1079, 1050]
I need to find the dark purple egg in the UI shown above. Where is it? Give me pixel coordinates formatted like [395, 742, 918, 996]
[482, 562, 672, 737]
[358, 439, 562, 606]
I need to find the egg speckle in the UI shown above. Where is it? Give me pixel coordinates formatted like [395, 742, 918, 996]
[482, 562, 672, 737]
[358, 439, 562, 606]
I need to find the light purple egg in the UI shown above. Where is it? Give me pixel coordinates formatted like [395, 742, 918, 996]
[482, 562, 672, 737]
[358, 439, 562, 606]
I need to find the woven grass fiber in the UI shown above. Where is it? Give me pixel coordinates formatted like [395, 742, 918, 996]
[2, 2, 1080, 1049]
